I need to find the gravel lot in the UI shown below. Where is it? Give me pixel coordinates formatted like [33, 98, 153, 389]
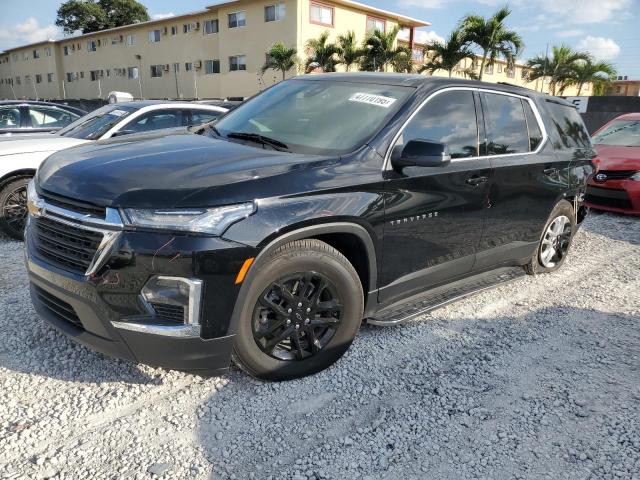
[1, 212, 639, 480]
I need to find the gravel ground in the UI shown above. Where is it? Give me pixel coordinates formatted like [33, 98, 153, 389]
[1, 211, 639, 480]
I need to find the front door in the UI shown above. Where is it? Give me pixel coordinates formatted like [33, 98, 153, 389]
[380, 89, 491, 306]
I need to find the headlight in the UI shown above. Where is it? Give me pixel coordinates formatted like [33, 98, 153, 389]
[123, 202, 255, 235]
[631, 172, 640, 181]
[26, 180, 44, 217]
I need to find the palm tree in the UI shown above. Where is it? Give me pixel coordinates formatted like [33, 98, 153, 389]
[305, 31, 340, 73]
[360, 26, 406, 72]
[420, 29, 476, 78]
[392, 44, 414, 73]
[262, 42, 298, 81]
[337, 31, 362, 71]
[527, 45, 590, 95]
[460, 6, 523, 81]
[571, 58, 617, 96]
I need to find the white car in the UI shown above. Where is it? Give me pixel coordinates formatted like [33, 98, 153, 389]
[0, 101, 228, 239]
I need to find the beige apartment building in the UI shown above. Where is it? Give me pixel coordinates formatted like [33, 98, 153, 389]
[0, 0, 588, 100]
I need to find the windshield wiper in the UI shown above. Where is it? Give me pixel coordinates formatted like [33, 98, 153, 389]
[226, 131, 289, 151]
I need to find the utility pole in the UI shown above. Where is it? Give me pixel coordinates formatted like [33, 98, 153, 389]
[135, 54, 144, 99]
[32, 77, 38, 100]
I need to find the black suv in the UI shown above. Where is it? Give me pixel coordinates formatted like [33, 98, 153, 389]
[25, 74, 594, 380]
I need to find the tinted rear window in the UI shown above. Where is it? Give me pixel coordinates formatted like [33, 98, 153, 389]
[545, 101, 591, 150]
[482, 93, 529, 155]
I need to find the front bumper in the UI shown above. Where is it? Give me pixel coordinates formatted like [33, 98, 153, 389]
[25, 217, 255, 374]
[585, 179, 640, 215]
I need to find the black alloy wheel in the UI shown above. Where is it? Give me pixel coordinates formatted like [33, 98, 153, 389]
[252, 272, 343, 361]
[0, 177, 31, 240]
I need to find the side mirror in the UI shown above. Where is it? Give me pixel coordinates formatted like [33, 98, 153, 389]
[110, 129, 135, 138]
[392, 139, 451, 169]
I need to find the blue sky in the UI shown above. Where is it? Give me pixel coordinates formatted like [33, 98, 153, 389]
[1, 0, 638, 78]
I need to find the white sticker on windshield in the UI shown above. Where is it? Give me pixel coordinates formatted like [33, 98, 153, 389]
[348, 92, 397, 108]
[110, 109, 128, 117]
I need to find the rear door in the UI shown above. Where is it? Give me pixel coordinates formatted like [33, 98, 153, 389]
[380, 89, 492, 305]
[474, 92, 567, 270]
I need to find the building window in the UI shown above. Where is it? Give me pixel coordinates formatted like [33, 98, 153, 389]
[411, 47, 423, 63]
[87, 40, 97, 52]
[63, 46, 70, 56]
[183, 23, 192, 33]
[12, 53, 18, 61]
[25, 75, 31, 84]
[310, 2, 333, 27]
[366, 16, 385, 33]
[185, 62, 193, 71]
[23, 52, 29, 60]
[90, 70, 103, 81]
[204, 19, 219, 34]
[265, 3, 286, 22]
[79, 71, 84, 79]
[33, 49, 40, 59]
[171, 25, 178, 35]
[65, 72, 76, 82]
[35, 74, 42, 84]
[150, 65, 164, 78]
[205, 59, 220, 74]
[497, 64, 503, 73]
[149, 30, 161, 43]
[126, 34, 136, 46]
[128, 67, 139, 79]
[229, 55, 246, 71]
[45, 47, 51, 57]
[47, 73, 54, 83]
[506, 67, 515, 78]
[15, 76, 21, 85]
[228, 11, 246, 28]
[485, 64, 493, 75]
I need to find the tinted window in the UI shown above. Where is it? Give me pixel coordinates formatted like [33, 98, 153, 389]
[190, 110, 221, 125]
[523, 101, 543, 151]
[58, 105, 135, 139]
[592, 120, 640, 147]
[545, 101, 591, 150]
[400, 90, 479, 158]
[126, 110, 184, 133]
[29, 106, 79, 128]
[0, 106, 22, 129]
[483, 93, 529, 155]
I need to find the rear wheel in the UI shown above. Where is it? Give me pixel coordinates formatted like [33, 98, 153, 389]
[232, 239, 363, 380]
[0, 177, 31, 240]
[525, 200, 575, 275]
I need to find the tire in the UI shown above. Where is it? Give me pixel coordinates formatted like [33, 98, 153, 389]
[525, 200, 576, 275]
[232, 239, 364, 381]
[0, 176, 31, 240]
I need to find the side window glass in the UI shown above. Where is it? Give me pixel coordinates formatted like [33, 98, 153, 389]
[29, 107, 79, 128]
[190, 110, 221, 125]
[126, 110, 183, 133]
[482, 93, 529, 155]
[523, 101, 543, 151]
[0, 106, 22, 128]
[401, 90, 479, 158]
[545, 101, 591, 150]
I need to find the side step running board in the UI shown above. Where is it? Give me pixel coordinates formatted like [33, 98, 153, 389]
[367, 267, 526, 326]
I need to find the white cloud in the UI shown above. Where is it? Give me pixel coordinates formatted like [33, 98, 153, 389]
[151, 12, 175, 20]
[577, 36, 621, 60]
[555, 29, 585, 38]
[398, 28, 445, 45]
[397, 0, 445, 9]
[539, 0, 631, 24]
[0, 17, 60, 49]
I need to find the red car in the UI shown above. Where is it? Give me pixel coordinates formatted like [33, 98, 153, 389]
[586, 113, 640, 215]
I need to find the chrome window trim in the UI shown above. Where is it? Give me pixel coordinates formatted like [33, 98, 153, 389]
[383, 86, 549, 171]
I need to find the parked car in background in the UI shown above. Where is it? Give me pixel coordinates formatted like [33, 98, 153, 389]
[586, 113, 640, 215]
[24, 75, 594, 380]
[0, 101, 86, 136]
[194, 99, 243, 112]
[0, 101, 228, 239]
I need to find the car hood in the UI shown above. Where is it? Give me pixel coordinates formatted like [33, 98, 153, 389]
[0, 136, 88, 156]
[594, 144, 640, 171]
[37, 130, 337, 209]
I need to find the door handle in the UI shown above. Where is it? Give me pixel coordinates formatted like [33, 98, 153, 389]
[465, 175, 487, 186]
[543, 167, 559, 176]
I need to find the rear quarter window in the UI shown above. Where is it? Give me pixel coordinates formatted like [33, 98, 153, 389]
[544, 101, 591, 150]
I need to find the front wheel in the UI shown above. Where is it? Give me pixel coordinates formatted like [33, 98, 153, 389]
[525, 200, 576, 275]
[0, 177, 31, 240]
[232, 239, 364, 381]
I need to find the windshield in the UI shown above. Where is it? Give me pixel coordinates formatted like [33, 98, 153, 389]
[58, 105, 136, 140]
[214, 79, 414, 155]
[592, 120, 640, 147]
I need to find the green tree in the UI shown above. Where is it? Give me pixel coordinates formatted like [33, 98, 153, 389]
[526, 45, 590, 95]
[360, 26, 406, 72]
[262, 42, 299, 81]
[56, 0, 149, 34]
[420, 29, 476, 78]
[571, 58, 617, 96]
[337, 31, 362, 72]
[391, 44, 413, 73]
[305, 31, 340, 73]
[460, 6, 523, 81]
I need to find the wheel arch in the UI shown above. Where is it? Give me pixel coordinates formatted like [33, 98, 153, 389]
[227, 222, 378, 336]
[0, 169, 36, 189]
